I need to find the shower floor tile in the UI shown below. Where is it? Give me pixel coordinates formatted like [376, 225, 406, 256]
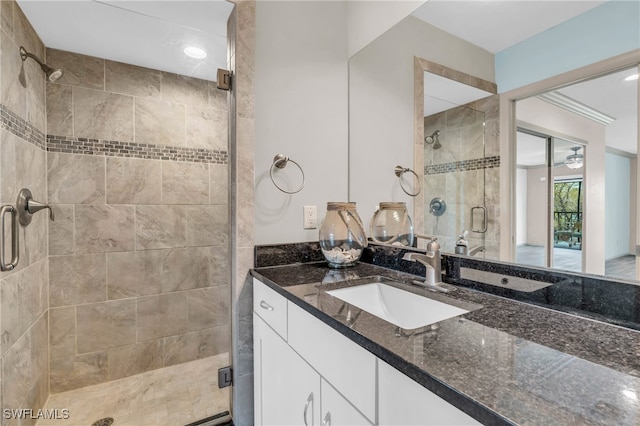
[37, 354, 230, 426]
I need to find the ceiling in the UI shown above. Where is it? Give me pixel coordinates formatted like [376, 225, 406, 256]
[415, 0, 638, 157]
[17, 0, 234, 82]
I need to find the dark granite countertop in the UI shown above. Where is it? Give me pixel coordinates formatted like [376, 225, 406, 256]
[250, 261, 640, 426]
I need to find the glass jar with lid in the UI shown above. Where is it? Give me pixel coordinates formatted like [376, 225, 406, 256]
[369, 202, 414, 246]
[319, 202, 367, 268]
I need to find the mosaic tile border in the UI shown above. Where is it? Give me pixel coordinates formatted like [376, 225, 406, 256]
[47, 135, 228, 164]
[0, 104, 229, 164]
[425, 156, 500, 175]
[0, 104, 46, 150]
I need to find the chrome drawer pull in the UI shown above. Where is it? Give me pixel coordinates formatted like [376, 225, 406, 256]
[303, 392, 314, 426]
[260, 300, 274, 311]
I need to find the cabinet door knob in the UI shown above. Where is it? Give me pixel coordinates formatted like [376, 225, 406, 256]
[260, 300, 274, 311]
[322, 411, 331, 426]
[303, 392, 314, 426]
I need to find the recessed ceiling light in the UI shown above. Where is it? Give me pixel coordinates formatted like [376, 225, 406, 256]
[624, 73, 639, 82]
[184, 46, 207, 59]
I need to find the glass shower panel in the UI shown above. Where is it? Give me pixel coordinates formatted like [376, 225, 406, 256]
[423, 104, 486, 254]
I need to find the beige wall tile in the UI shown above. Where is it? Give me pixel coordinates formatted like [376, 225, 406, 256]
[209, 84, 228, 111]
[136, 205, 186, 250]
[16, 138, 46, 203]
[50, 351, 108, 393]
[48, 152, 105, 204]
[46, 83, 73, 136]
[211, 245, 230, 287]
[49, 254, 106, 307]
[49, 204, 74, 256]
[1, 0, 14, 36]
[187, 205, 228, 247]
[162, 72, 208, 107]
[14, 2, 44, 59]
[105, 60, 161, 98]
[107, 250, 162, 299]
[134, 97, 185, 147]
[76, 300, 136, 353]
[106, 157, 161, 205]
[162, 161, 209, 204]
[74, 87, 134, 140]
[2, 314, 49, 422]
[75, 204, 135, 254]
[25, 59, 45, 132]
[49, 306, 76, 359]
[187, 286, 229, 331]
[46, 48, 104, 90]
[1, 259, 48, 354]
[1, 30, 26, 119]
[186, 105, 227, 151]
[107, 340, 163, 381]
[0, 129, 17, 204]
[163, 326, 230, 367]
[137, 293, 188, 341]
[161, 247, 212, 293]
[209, 163, 229, 205]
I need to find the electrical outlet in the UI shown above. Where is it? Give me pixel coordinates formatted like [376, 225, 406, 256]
[303, 205, 317, 229]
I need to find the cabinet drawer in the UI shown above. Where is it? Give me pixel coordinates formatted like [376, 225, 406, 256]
[288, 301, 376, 423]
[253, 278, 287, 339]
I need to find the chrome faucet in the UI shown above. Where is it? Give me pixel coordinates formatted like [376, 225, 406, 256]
[454, 230, 485, 257]
[402, 237, 448, 293]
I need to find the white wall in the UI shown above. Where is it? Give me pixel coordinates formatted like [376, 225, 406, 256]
[517, 97, 606, 275]
[515, 167, 528, 245]
[524, 166, 548, 247]
[349, 16, 495, 231]
[347, 0, 425, 57]
[605, 152, 632, 260]
[255, 1, 349, 244]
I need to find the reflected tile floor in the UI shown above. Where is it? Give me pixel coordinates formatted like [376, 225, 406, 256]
[37, 354, 230, 426]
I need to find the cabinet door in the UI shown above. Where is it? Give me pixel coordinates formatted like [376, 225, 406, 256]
[255, 314, 321, 426]
[378, 360, 481, 425]
[321, 379, 372, 426]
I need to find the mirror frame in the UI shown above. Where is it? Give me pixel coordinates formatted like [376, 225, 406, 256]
[500, 49, 640, 279]
[413, 56, 497, 246]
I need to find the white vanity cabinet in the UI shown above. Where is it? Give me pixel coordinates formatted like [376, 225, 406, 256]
[378, 360, 481, 425]
[253, 277, 479, 426]
[254, 315, 321, 425]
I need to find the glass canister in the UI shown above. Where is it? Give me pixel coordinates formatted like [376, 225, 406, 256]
[369, 202, 414, 246]
[319, 202, 368, 268]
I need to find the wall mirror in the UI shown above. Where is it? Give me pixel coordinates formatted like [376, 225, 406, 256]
[348, 1, 640, 283]
[514, 66, 639, 281]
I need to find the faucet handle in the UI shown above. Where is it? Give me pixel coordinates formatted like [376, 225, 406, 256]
[27, 199, 55, 221]
[16, 188, 54, 226]
[458, 230, 469, 239]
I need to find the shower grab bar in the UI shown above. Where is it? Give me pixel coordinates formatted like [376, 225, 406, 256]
[471, 206, 487, 233]
[0, 205, 19, 271]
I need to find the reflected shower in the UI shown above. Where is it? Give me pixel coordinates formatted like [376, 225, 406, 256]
[425, 130, 441, 149]
[20, 46, 63, 82]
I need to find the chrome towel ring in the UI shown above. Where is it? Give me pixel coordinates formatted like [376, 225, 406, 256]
[394, 166, 422, 197]
[270, 154, 305, 194]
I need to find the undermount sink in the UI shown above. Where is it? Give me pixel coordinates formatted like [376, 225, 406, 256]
[326, 282, 469, 330]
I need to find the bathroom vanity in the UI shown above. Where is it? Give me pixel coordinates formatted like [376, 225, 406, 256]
[250, 245, 640, 425]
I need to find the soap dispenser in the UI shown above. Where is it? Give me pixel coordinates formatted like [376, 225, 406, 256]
[455, 231, 469, 255]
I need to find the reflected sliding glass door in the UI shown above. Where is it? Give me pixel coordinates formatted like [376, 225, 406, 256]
[515, 129, 584, 273]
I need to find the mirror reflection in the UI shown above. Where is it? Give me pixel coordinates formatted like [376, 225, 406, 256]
[515, 66, 639, 281]
[348, 1, 639, 283]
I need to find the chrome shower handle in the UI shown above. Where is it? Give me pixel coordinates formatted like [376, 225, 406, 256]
[17, 188, 54, 226]
[0, 205, 19, 271]
[26, 199, 54, 221]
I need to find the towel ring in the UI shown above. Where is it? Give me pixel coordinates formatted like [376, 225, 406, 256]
[394, 166, 422, 197]
[270, 154, 305, 194]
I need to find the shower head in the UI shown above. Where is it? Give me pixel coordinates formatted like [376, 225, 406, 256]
[20, 46, 64, 82]
[425, 130, 441, 149]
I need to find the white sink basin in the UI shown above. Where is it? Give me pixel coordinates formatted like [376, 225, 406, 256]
[326, 282, 469, 330]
